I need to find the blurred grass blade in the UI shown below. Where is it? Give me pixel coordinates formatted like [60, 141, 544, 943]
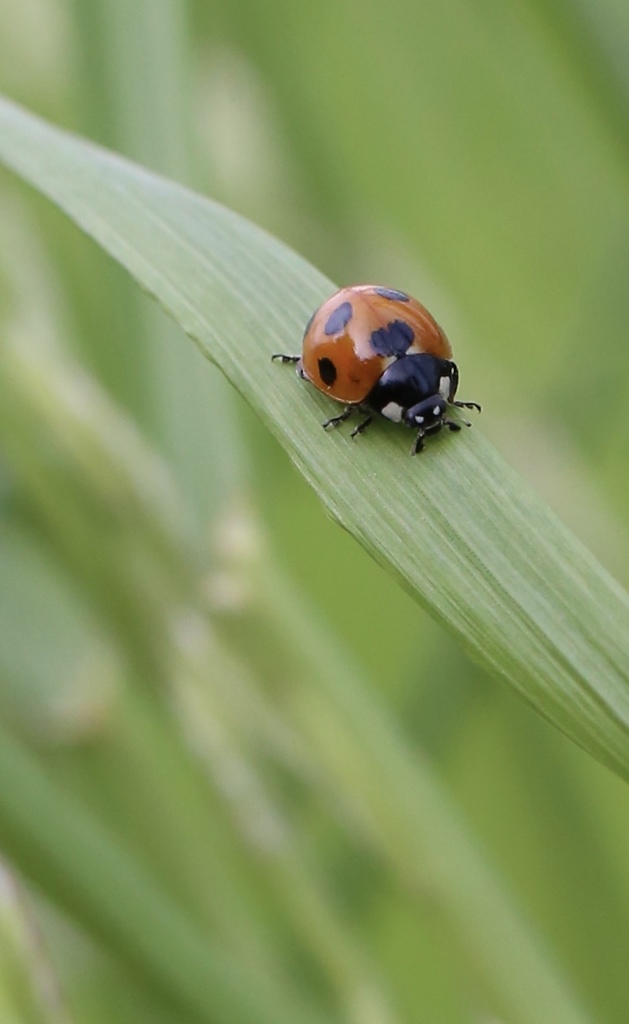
[0, 335, 400, 1021]
[0, 721, 328, 1024]
[0, 863, 66, 1024]
[214, 554, 595, 1024]
[0, 320, 592, 1023]
[0, 95, 628, 787]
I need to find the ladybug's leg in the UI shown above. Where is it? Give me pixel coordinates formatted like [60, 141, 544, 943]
[443, 418, 466, 431]
[350, 416, 373, 439]
[322, 406, 353, 430]
[411, 430, 426, 455]
[452, 400, 481, 413]
[271, 353, 300, 363]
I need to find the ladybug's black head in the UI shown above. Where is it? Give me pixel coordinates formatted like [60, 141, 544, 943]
[403, 395, 448, 432]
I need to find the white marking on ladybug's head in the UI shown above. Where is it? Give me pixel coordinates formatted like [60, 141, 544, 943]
[415, 415, 424, 424]
[381, 401, 403, 423]
[433, 406, 441, 417]
[439, 376, 451, 399]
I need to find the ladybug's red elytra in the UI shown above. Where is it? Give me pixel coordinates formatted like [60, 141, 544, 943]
[273, 284, 480, 454]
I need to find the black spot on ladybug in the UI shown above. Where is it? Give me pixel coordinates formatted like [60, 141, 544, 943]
[303, 310, 315, 337]
[373, 287, 410, 302]
[370, 319, 414, 357]
[318, 357, 337, 386]
[324, 301, 353, 335]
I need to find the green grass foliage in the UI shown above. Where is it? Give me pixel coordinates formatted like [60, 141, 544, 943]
[1, 2, 629, 1022]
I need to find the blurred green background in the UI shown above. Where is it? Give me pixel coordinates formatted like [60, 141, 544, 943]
[2, 0, 629, 1021]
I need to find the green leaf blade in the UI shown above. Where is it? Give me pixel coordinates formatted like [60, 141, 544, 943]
[0, 94, 628, 785]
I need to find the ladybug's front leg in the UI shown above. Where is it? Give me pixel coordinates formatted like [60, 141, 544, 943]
[452, 399, 481, 413]
[411, 429, 426, 455]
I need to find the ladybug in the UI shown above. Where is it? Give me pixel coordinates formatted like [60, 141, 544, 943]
[272, 285, 480, 454]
